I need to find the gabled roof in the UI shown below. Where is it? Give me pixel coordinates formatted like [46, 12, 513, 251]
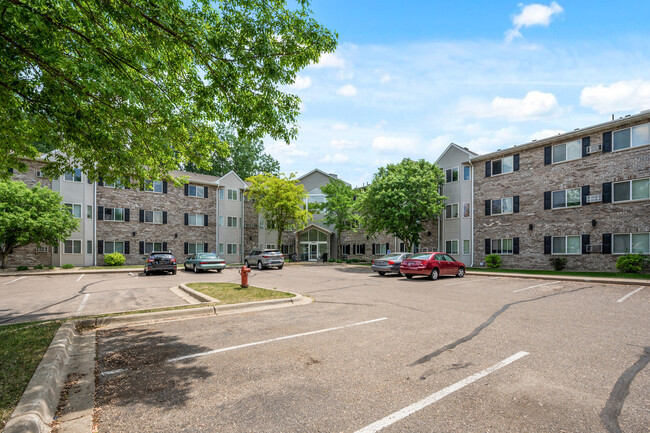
[170, 170, 220, 185]
[434, 142, 478, 165]
[297, 223, 333, 235]
[217, 170, 247, 188]
[298, 168, 351, 186]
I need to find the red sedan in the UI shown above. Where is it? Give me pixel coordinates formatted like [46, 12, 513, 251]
[399, 252, 466, 280]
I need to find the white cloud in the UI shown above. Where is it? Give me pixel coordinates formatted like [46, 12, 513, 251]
[311, 52, 346, 69]
[580, 80, 650, 114]
[331, 123, 349, 131]
[379, 73, 392, 84]
[505, 2, 564, 43]
[330, 139, 358, 150]
[528, 129, 565, 141]
[372, 136, 415, 151]
[460, 91, 561, 121]
[465, 127, 523, 155]
[320, 153, 349, 163]
[291, 75, 312, 89]
[337, 84, 357, 97]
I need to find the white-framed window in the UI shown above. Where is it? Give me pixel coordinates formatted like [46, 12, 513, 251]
[219, 243, 224, 254]
[65, 203, 82, 218]
[87, 241, 92, 254]
[227, 243, 238, 255]
[52, 244, 59, 254]
[552, 236, 581, 255]
[491, 155, 514, 176]
[104, 241, 124, 254]
[188, 214, 205, 226]
[144, 180, 163, 193]
[373, 243, 387, 255]
[354, 244, 365, 255]
[227, 189, 238, 200]
[613, 178, 650, 202]
[144, 210, 163, 224]
[463, 202, 471, 218]
[552, 188, 581, 209]
[36, 245, 48, 253]
[87, 205, 93, 219]
[282, 244, 295, 255]
[64, 169, 82, 182]
[491, 238, 513, 255]
[552, 139, 582, 164]
[103, 180, 125, 189]
[445, 240, 459, 255]
[306, 190, 326, 211]
[613, 122, 650, 151]
[491, 197, 513, 215]
[613, 233, 650, 255]
[463, 166, 471, 181]
[219, 216, 224, 226]
[445, 203, 459, 219]
[188, 184, 205, 198]
[445, 167, 459, 183]
[104, 207, 125, 221]
[227, 216, 238, 227]
[64, 239, 82, 254]
[187, 243, 205, 254]
[219, 189, 224, 200]
[259, 219, 265, 229]
[463, 240, 470, 255]
[266, 244, 276, 249]
[144, 242, 163, 254]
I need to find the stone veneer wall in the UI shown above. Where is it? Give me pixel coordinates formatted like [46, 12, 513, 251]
[243, 200, 259, 256]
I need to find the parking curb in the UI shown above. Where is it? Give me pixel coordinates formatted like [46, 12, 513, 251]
[178, 283, 220, 303]
[466, 271, 650, 286]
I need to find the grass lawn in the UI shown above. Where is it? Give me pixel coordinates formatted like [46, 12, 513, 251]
[468, 267, 650, 280]
[80, 265, 143, 270]
[186, 283, 294, 304]
[0, 321, 61, 429]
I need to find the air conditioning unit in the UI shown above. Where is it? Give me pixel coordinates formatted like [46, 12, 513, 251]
[586, 194, 602, 203]
[587, 144, 602, 154]
[586, 244, 602, 253]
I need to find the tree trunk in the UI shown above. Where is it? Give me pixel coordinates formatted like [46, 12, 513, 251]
[0, 250, 7, 269]
[336, 231, 341, 260]
[276, 225, 283, 252]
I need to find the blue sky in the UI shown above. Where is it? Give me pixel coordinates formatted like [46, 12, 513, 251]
[266, 1, 650, 186]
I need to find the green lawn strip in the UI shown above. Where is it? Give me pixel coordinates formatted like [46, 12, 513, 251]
[80, 265, 143, 270]
[468, 267, 650, 280]
[0, 321, 62, 430]
[186, 283, 294, 304]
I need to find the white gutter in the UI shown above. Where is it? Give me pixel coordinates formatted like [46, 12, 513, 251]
[241, 187, 245, 263]
[215, 181, 219, 256]
[93, 180, 97, 266]
[469, 160, 474, 267]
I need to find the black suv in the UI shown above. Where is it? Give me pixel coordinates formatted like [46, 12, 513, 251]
[144, 251, 177, 275]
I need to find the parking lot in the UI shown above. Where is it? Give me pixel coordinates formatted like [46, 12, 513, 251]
[2, 265, 649, 432]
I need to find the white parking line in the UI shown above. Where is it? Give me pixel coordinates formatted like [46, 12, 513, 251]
[3, 276, 26, 285]
[444, 277, 499, 286]
[76, 294, 90, 315]
[128, 272, 138, 279]
[354, 351, 530, 433]
[76, 274, 85, 282]
[513, 281, 560, 293]
[617, 287, 644, 303]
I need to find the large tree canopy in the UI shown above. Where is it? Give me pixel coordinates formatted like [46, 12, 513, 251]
[1, 0, 337, 185]
[356, 159, 446, 251]
[320, 178, 357, 258]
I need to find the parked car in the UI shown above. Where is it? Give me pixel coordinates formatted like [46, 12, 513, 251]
[144, 251, 177, 275]
[371, 252, 411, 276]
[244, 249, 284, 270]
[184, 253, 226, 273]
[399, 252, 465, 280]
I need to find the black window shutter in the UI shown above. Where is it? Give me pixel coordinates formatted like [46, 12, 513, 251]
[98, 240, 103, 255]
[204, 214, 208, 226]
[124, 208, 130, 222]
[139, 209, 144, 223]
[582, 137, 591, 157]
[386, 243, 389, 252]
[98, 206, 104, 220]
[162, 181, 168, 194]
[184, 242, 188, 255]
[139, 241, 144, 254]
[485, 200, 491, 216]
[581, 186, 590, 206]
[485, 161, 491, 178]
[162, 242, 168, 251]
[162, 211, 167, 224]
[581, 235, 590, 254]
[352, 244, 356, 254]
[124, 241, 130, 255]
[485, 239, 491, 255]
[184, 213, 188, 225]
[184, 184, 188, 196]
[544, 146, 552, 165]
[513, 196, 520, 213]
[204, 186, 209, 198]
[372, 244, 376, 255]
[361, 244, 365, 254]
[544, 236, 551, 254]
[204, 242, 209, 252]
[98, 176, 104, 186]
[513, 153, 520, 171]
[602, 131, 612, 153]
[603, 234, 612, 254]
[602, 182, 612, 203]
[544, 191, 551, 210]
[513, 237, 520, 255]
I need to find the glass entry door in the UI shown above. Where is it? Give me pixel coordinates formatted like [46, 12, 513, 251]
[310, 244, 318, 261]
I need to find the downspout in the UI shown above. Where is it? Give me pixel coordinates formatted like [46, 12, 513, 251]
[437, 216, 441, 252]
[215, 182, 219, 256]
[469, 160, 474, 267]
[241, 187, 244, 263]
[93, 180, 97, 266]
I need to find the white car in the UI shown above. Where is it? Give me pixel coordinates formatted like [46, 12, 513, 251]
[244, 249, 285, 270]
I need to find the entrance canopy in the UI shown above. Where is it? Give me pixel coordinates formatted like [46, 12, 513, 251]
[298, 225, 331, 261]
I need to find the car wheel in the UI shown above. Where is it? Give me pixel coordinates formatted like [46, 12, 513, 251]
[378, 271, 386, 276]
[172, 270, 177, 275]
[397, 272, 403, 277]
[217, 269, 222, 273]
[244, 260, 249, 268]
[145, 271, 150, 276]
[405, 274, 413, 279]
[193, 265, 199, 273]
[457, 267, 465, 278]
[278, 265, 283, 270]
[257, 260, 263, 270]
[430, 268, 439, 281]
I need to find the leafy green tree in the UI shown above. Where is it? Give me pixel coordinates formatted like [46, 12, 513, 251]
[320, 178, 357, 258]
[0, 181, 78, 268]
[356, 159, 446, 252]
[245, 173, 311, 250]
[1, 0, 337, 185]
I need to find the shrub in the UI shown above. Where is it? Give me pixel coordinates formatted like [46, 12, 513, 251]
[16, 265, 29, 271]
[336, 259, 343, 263]
[48, 266, 55, 270]
[485, 254, 501, 269]
[33, 265, 44, 270]
[61, 263, 75, 269]
[328, 258, 335, 262]
[549, 257, 568, 271]
[615, 254, 646, 273]
[104, 252, 126, 266]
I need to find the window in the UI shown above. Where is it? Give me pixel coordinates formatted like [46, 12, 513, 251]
[227, 244, 238, 255]
[53, 245, 59, 254]
[219, 216, 224, 226]
[445, 240, 459, 255]
[144, 180, 163, 193]
[266, 244, 276, 249]
[445, 203, 459, 219]
[552, 188, 581, 209]
[492, 155, 514, 176]
[144, 242, 163, 254]
[227, 216, 238, 227]
[463, 202, 471, 218]
[373, 243, 387, 255]
[445, 167, 459, 183]
[86, 240, 92, 255]
[188, 214, 205, 226]
[613, 233, 650, 254]
[491, 238, 513, 255]
[552, 139, 582, 163]
[65, 203, 82, 218]
[104, 207, 125, 221]
[282, 244, 295, 255]
[103, 180, 125, 189]
[104, 241, 124, 254]
[64, 169, 82, 182]
[145, 210, 163, 224]
[227, 189, 238, 200]
[188, 185, 205, 198]
[613, 178, 650, 202]
[463, 240, 470, 255]
[219, 189, 224, 200]
[64, 240, 82, 254]
[219, 243, 224, 254]
[87, 205, 93, 219]
[354, 244, 365, 255]
[36, 245, 48, 253]
[614, 122, 650, 151]
[306, 194, 326, 211]
[551, 236, 580, 255]
[463, 166, 471, 181]
[491, 198, 513, 215]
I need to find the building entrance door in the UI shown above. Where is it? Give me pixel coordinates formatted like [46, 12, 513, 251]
[310, 243, 318, 261]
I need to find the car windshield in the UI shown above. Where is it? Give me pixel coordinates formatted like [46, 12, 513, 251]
[151, 254, 173, 259]
[408, 253, 432, 260]
[264, 250, 281, 254]
[199, 254, 219, 259]
[380, 254, 402, 260]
